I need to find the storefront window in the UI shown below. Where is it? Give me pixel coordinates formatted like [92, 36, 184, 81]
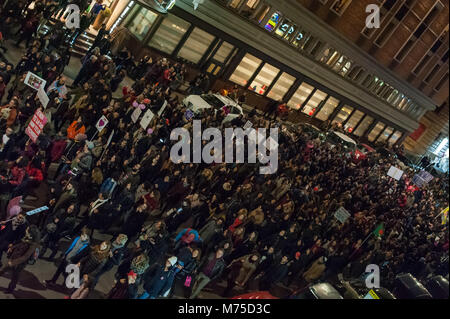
[340, 61, 352, 76]
[302, 89, 327, 117]
[344, 110, 364, 133]
[249, 63, 280, 95]
[388, 131, 403, 145]
[266, 72, 295, 101]
[368, 122, 385, 142]
[332, 105, 354, 124]
[275, 18, 297, 41]
[377, 126, 394, 143]
[178, 27, 215, 64]
[229, 53, 262, 86]
[332, 55, 347, 72]
[291, 29, 307, 47]
[148, 14, 191, 54]
[241, 0, 260, 18]
[127, 8, 158, 41]
[320, 47, 335, 63]
[353, 115, 374, 137]
[315, 96, 339, 121]
[212, 41, 234, 63]
[326, 51, 341, 66]
[287, 82, 314, 110]
[255, 4, 271, 23]
[264, 11, 282, 32]
[229, 0, 244, 8]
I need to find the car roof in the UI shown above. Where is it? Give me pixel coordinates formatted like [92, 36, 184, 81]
[300, 123, 322, 131]
[331, 131, 357, 145]
[309, 283, 344, 299]
[360, 143, 375, 151]
[212, 94, 243, 112]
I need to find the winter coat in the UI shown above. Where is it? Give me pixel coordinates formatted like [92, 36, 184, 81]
[199, 220, 222, 243]
[303, 257, 327, 282]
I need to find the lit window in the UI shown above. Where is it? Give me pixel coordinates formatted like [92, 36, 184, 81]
[126, 6, 158, 41]
[275, 19, 297, 41]
[315, 96, 340, 121]
[340, 61, 352, 76]
[326, 51, 341, 66]
[178, 28, 215, 63]
[249, 63, 280, 95]
[377, 126, 395, 143]
[332, 105, 354, 124]
[368, 122, 386, 142]
[302, 90, 327, 117]
[229, 53, 262, 87]
[388, 131, 403, 145]
[264, 11, 282, 32]
[287, 82, 314, 110]
[148, 14, 191, 54]
[255, 4, 271, 23]
[212, 41, 234, 63]
[353, 116, 374, 137]
[330, 0, 353, 16]
[345, 110, 364, 132]
[266, 73, 296, 101]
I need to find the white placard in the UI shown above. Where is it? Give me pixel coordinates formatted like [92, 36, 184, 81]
[24, 71, 46, 91]
[96, 115, 109, 132]
[387, 166, 404, 181]
[131, 107, 142, 123]
[334, 206, 351, 224]
[243, 120, 253, 130]
[37, 87, 49, 109]
[140, 109, 155, 130]
[157, 100, 168, 117]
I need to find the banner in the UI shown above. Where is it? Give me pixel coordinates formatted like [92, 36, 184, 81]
[26, 206, 49, 216]
[25, 109, 48, 143]
[24, 71, 46, 91]
[96, 115, 109, 132]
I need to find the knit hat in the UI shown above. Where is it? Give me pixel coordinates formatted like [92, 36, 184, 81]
[115, 234, 128, 246]
[168, 256, 178, 266]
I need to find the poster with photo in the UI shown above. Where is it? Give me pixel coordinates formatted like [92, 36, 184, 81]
[24, 71, 47, 91]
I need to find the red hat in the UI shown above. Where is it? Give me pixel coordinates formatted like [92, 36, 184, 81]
[295, 252, 301, 260]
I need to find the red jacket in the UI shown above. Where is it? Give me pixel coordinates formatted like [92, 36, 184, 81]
[26, 164, 44, 182]
[9, 166, 26, 186]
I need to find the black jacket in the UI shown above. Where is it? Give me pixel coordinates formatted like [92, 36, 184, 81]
[200, 253, 226, 280]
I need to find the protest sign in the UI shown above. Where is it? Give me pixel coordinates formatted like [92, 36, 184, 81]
[387, 166, 404, 181]
[25, 109, 48, 143]
[185, 109, 194, 121]
[243, 120, 253, 130]
[26, 206, 49, 216]
[96, 115, 109, 132]
[334, 207, 351, 224]
[140, 109, 155, 130]
[37, 87, 49, 109]
[24, 71, 46, 91]
[131, 108, 142, 123]
[158, 100, 168, 117]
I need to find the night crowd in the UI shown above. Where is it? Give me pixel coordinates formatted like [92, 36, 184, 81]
[0, 0, 448, 299]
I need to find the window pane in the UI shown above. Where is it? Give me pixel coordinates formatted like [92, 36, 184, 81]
[127, 6, 158, 41]
[368, 122, 385, 142]
[315, 96, 339, 121]
[332, 105, 354, 124]
[229, 0, 244, 8]
[212, 42, 234, 63]
[353, 115, 374, 137]
[249, 63, 280, 95]
[178, 28, 215, 63]
[148, 14, 191, 54]
[287, 82, 314, 110]
[255, 4, 271, 23]
[377, 126, 394, 143]
[344, 110, 364, 132]
[388, 131, 402, 145]
[266, 72, 295, 101]
[302, 90, 327, 117]
[229, 53, 262, 87]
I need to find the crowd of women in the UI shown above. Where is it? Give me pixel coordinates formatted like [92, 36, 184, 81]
[0, 0, 448, 299]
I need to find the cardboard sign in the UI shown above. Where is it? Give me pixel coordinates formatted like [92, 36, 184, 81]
[25, 109, 48, 143]
[334, 207, 351, 224]
[131, 108, 142, 123]
[96, 115, 109, 132]
[387, 166, 404, 181]
[24, 71, 46, 91]
[185, 109, 194, 121]
[412, 170, 433, 188]
[37, 87, 49, 109]
[140, 109, 155, 130]
[158, 100, 168, 117]
[243, 120, 253, 130]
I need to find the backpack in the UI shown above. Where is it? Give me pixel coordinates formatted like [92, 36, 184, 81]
[100, 178, 117, 198]
[28, 247, 40, 265]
